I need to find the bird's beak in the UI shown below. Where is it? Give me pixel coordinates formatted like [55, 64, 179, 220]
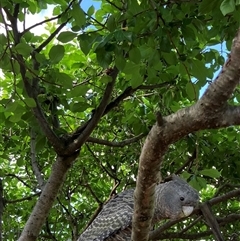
[182, 206, 194, 217]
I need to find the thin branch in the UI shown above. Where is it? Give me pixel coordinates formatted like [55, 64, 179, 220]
[66, 67, 119, 154]
[5, 174, 33, 190]
[105, 0, 123, 11]
[21, 0, 76, 37]
[179, 216, 203, 234]
[30, 129, 45, 190]
[214, 183, 240, 197]
[201, 202, 224, 241]
[84, 183, 102, 205]
[85, 143, 119, 181]
[175, 149, 197, 174]
[104, 81, 174, 116]
[5, 192, 40, 204]
[86, 133, 146, 147]
[35, 18, 71, 53]
[151, 213, 240, 240]
[149, 187, 240, 240]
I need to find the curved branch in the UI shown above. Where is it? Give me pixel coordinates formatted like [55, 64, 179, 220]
[132, 28, 240, 241]
[86, 133, 146, 147]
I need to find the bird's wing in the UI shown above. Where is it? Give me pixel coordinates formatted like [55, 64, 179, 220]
[78, 189, 134, 241]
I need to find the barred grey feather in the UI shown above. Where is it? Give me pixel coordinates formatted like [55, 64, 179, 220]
[78, 175, 199, 241]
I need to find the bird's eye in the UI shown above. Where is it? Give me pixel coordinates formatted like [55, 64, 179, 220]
[180, 197, 185, 201]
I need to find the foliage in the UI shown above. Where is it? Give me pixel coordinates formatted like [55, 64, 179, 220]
[0, 0, 240, 240]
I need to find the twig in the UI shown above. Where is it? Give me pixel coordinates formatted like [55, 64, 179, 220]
[86, 133, 145, 147]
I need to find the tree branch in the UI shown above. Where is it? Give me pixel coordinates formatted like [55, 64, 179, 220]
[200, 202, 224, 241]
[20, 0, 76, 37]
[35, 19, 71, 53]
[18, 154, 79, 241]
[65, 67, 119, 154]
[149, 187, 240, 240]
[30, 129, 45, 190]
[132, 28, 240, 241]
[86, 133, 146, 147]
[5, 193, 40, 204]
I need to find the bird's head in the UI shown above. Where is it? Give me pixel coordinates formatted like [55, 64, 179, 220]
[154, 175, 199, 220]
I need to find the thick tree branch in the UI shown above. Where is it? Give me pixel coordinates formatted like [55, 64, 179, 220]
[132, 29, 240, 241]
[18, 154, 79, 241]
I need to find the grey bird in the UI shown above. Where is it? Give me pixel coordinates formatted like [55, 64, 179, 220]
[78, 175, 199, 241]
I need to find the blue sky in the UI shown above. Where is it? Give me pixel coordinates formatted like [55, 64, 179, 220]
[81, 0, 101, 11]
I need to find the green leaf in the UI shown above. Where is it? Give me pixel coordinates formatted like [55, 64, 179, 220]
[72, 4, 86, 27]
[199, 169, 221, 178]
[49, 45, 65, 63]
[67, 85, 89, 97]
[130, 72, 142, 88]
[57, 31, 77, 43]
[162, 52, 177, 65]
[71, 102, 91, 112]
[107, 15, 116, 32]
[181, 26, 196, 41]
[24, 98, 36, 107]
[122, 61, 140, 75]
[220, 0, 235, 16]
[55, 72, 73, 88]
[129, 47, 141, 64]
[87, 5, 95, 16]
[0, 34, 7, 46]
[78, 33, 97, 55]
[191, 59, 207, 82]
[96, 48, 112, 68]
[17, 158, 24, 167]
[186, 83, 199, 100]
[115, 55, 126, 71]
[114, 30, 132, 42]
[100, 76, 112, 83]
[189, 177, 201, 191]
[9, 113, 22, 123]
[15, 43, 33, 56]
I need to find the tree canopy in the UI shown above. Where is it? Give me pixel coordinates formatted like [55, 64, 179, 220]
[0, 0, 240, 240]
